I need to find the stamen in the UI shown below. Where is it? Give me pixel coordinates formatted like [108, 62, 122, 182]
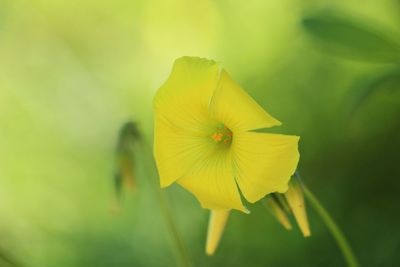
[210, 124, 232, 144]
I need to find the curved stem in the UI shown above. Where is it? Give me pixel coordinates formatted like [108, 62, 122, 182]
[139, 140, 193, 267]
[303, 185, 360, 267]
[153, 181, 193, 267]
[0, 250, 23, 267]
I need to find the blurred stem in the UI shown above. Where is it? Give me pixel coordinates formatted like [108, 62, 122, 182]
[302, 184, 360, 267]
[153, 182, 193, 267]
[140, 140, 194, 267]
[0, 250, 23, 267]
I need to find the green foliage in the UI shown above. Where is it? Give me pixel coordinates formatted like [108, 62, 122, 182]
[0, 1, 399, 267]
[346, 69, 400, 116]
[303, 12, 400, 63]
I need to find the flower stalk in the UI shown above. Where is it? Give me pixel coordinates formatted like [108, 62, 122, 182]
[298, 174, 360, 267]
[140, 138, 194, 267]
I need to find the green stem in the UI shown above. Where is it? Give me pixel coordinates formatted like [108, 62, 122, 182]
[303, 185, 360, 267]
[0, 249, 23, 267]
[139, 140, 193, 267]
[154, 184, 193, 267]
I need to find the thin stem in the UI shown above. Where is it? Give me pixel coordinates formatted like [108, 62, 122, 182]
[302, 184, 360, 267]
[154, 185, 193, 267]
[139, 140, 193, 267]
[0, 249, 23, 267]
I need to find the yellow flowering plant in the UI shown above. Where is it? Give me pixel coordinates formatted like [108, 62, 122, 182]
[153, 56, 299, 212]
[148, 56, 359, 267]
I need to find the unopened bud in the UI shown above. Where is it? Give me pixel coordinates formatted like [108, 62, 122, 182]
[206, 210, 230, 255]
[112, 122, 140, 208]
[284, 177, 311, 237]
[264, 196, 292, 230]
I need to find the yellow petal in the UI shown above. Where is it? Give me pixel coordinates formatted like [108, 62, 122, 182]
[233, 132, 300, 203]
[285, 179, 311, 237]
[154, 115, 213, 187]
[153, 57, 223, 187]
[206, 210, 230, 255]
[210, 70, 281, 132]
[154, 56, 219, 131]
[264, 196, 292, 230]
[177, 149, 246, 212]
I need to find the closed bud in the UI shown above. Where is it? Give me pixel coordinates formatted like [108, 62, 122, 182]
[264, 196, 292, 230]
[113, 122, 140, 207]
[284, 176, 311, 237]
[206, 210, 230, 255]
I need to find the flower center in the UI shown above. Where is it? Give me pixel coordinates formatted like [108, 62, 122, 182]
[210, 124, 232, 145]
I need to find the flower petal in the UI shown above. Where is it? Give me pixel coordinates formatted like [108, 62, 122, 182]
[210, 70, 281, 132]
[154, 56, 219, 131]
[233, 132, 300, 203]
[177, 150, 246, 212]
[154, 115, 213, 187]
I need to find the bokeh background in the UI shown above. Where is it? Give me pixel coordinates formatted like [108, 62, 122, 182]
[1, 0, 399, 266]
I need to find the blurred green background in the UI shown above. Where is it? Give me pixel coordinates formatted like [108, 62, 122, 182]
[1, 0, 399, 266]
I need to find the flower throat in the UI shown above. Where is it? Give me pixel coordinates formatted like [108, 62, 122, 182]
[210, 124, 232, 145]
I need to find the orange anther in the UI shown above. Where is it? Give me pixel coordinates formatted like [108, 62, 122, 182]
[211, 133, 223, 142]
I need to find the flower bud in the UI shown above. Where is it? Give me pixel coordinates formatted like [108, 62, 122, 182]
[264, 196, 292, 230]
[284, 177, 311, 237]
[206, 210, 230, 255]
[113, 122, 140, 206]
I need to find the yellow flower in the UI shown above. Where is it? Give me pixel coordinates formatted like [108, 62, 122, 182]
[153, 56, 300, 212]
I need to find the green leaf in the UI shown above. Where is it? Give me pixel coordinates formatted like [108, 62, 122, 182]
[346, 69, 400, 116]
[302, 12, 400, 63]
